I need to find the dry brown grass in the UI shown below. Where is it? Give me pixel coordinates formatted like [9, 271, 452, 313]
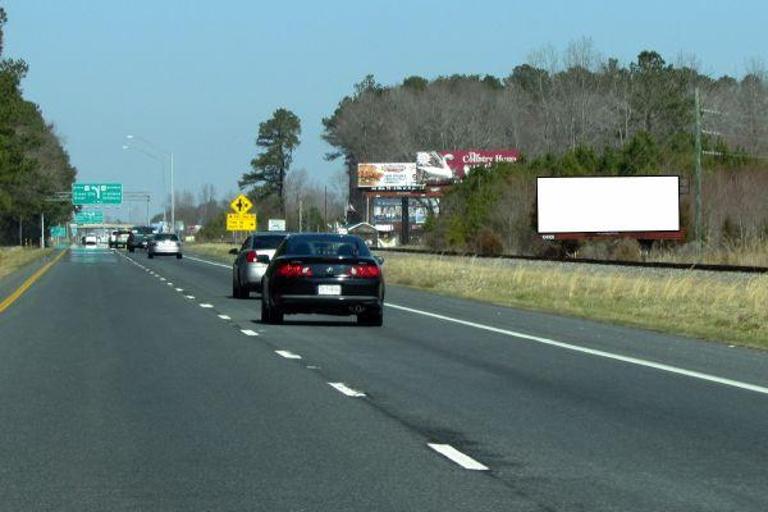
[649, 239, 768, 267]
[380, 252, 768, 349]
[0, 247, 52, 280]
[186, 243, 238, 264]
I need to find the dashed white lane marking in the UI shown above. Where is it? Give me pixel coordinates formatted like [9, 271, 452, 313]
[167, 283, 173, 286]
[185, 255, 231, 269]
[240, 329, 259, 336]
[275, 350, 302, 360]
[175, 288, 183, 292]
[199, 303, 214, 308]
[427, 444, 489, 471]
[159, 277, 166, 281]
[185, 295, 196, 300]
[218, 314, 231, 320]
[328, 382, 366, 398]
[385, 303, 768, 397]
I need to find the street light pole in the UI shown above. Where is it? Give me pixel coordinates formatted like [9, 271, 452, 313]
[170, 151, 175, 232]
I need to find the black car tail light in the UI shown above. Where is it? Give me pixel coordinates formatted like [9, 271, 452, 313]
[276, 262, 313, 278]
[350, 263, 380, 279]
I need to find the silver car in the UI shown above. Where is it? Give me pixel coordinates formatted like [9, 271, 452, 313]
[231, 232, 287, 298]
[148, 233, 182, 259]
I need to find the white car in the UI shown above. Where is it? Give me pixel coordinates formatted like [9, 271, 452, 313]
[147, 233, 182, 259]
[83, 234, 98, 246]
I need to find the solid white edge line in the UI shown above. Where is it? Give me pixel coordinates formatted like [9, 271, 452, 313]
[217, 314, 231, 320]
[185, 255, 231, 269]
[328, 382, 366, 397]
[275, 350, 302, 360]
[240, 329, 258, 336]
[427, 443, 489, 471]
[199, 303, 214, 308]
[385, 303, 768, 397]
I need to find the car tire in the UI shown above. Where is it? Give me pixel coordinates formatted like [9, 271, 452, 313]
[148, 252, 154, 259]
[233, 275, 243, 299]
[260, 296, 272, 323]
[128, 247, 134, 253]
[176, 253, 183, 260]
[358, 309, 383, 327]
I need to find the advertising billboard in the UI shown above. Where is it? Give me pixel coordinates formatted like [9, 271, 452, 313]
[357, 163, 420, 190]
[536, 176, 680, 234]
[372, 197, 437, 225]
[416, 150, 520, 184]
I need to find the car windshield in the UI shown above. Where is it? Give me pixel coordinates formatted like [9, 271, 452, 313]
[154, 234, 179, 241]
[252, 235, 285, 250]
[284, 235, 370, 257]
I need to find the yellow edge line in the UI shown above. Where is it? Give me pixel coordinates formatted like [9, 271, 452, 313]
[0, 249, 68, 314]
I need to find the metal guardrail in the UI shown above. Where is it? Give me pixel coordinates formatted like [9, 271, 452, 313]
[372, 246, 768, 274]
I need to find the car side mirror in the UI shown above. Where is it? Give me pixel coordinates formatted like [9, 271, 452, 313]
[256, 254, 270, 264]
[228, 248, 238, 255]
[375, 255, 384, 265]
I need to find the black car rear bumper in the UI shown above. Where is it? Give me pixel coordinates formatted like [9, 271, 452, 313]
[275, 294, 382, 315]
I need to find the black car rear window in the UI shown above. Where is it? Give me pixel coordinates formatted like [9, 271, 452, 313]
[252, 235, 285, 250]
[284, 235, 371, 257]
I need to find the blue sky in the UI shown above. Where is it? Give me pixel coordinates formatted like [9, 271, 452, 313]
[3, 0, 766, 220]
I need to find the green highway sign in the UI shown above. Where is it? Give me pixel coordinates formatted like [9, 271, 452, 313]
[50, 225, 67, 237]
[74, 211, 104, 224]
[71, 183, 123, 205]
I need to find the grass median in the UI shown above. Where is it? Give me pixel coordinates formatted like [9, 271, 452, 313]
[379, 252, 768, 350]
[186, 242, 236, 264]
[0, 247, 53, 281]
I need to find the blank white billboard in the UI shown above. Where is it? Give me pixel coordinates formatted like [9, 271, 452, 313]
[537, 176, 680, 233]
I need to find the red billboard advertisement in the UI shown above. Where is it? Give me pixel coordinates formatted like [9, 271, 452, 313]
[416, 150, 520, 184]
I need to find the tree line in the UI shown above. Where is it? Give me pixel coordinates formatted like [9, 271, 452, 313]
[0, 7, 77, 245]
[320, 39, 768, 253]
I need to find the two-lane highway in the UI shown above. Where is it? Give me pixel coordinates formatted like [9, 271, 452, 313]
[1, 245, 767, 510]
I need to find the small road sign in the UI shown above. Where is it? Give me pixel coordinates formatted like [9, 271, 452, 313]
[230, 194, 253, 214]
[72, 183, 123, 205]
[227, 213, 257, 231]
[50, 226, 67, 237]
[268, 219, 286, 231]
[74, 211, 104, 224]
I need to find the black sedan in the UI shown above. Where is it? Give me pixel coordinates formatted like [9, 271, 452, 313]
[261, 233, 384, 326]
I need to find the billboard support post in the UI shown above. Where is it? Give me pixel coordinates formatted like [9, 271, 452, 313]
[401, 196, 410, 245]
[693, 87, 703, 247]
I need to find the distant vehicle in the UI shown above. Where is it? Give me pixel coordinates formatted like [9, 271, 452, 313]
[231, 232, 288, 299]
[260, 233, 384, 326]
[83, 234, 98, 246]
[126, 226, 154, 252]
[147, 233, 182, 259]
[109, 229, 131, 249]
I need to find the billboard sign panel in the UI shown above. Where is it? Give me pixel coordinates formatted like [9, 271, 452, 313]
[537, 176, 680, 234]
[416, 150, 520, 184]
[372, 197, 437, 225]
[357, 163, 420, 190]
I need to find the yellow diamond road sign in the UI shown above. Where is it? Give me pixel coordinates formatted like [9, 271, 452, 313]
[230, 194, 253, 214]
[227, 213, 256, 231]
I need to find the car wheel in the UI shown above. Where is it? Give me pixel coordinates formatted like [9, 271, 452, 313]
[260, 295, 272, 323]
[148, 252, 154, 259]
[233, 274, 242, 299]
[128, 247, 134, 253]
[358, 309, 383, 327]
[176, 253, 183, 260]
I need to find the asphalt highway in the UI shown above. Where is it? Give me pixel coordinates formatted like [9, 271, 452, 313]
[0, 245, 767, 511]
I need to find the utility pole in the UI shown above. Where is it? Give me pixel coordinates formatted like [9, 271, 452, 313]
[40, 212, 45, 249]
[693, 87, 703, 246]
[323, 185, 328, 232]
[170, 152, 175, 232]
[298, 196, 303, 233]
